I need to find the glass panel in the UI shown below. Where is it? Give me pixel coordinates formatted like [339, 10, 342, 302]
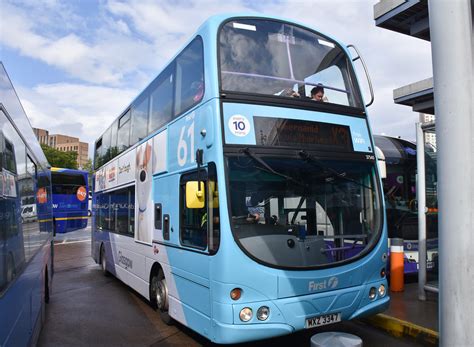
[175, 38, 204, 115]
[180, 170, 207, 250]
[128, 186, 135, 236]
[52, 172, 86, 194]
[111, 186, 135, 235]
[117, 111, 131, 154]
[207, 163, 220, 253]
[0, 112, 26, 291]
[37, 169, 53, 233]
[131, 96, 149, 144]
[149, 66, 174, 133]
[226, 155, 381, 268]
[5, 138, 17, 173]
[26, 155, 36, 177]
[97, 193, 110, 230]
[219, 19, 362, 108]
[101, 127, 111, 165]
[94, 139, 102, 169]
[110, 120, 118, 158]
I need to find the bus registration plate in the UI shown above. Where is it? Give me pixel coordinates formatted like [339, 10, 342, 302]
[305, 313, 341, 328]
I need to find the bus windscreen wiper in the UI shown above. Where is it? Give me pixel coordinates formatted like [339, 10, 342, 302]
[298, 150, 372, 190]
[240, 148, 304, 187]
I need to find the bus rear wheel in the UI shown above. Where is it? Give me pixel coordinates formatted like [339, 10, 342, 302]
[151, 270, 173, 325]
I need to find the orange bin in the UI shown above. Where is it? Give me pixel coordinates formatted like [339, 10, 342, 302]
[390, 238, 404, 292]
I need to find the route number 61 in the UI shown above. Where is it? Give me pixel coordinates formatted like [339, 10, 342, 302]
[177, 121, 194, 167]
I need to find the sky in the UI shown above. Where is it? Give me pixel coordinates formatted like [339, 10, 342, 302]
[0, 0, 433, 159]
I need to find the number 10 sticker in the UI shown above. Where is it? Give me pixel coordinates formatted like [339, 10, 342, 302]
[228, 114, 250, 137]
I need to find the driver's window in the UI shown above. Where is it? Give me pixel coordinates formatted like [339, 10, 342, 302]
[180, 170, 208, 250]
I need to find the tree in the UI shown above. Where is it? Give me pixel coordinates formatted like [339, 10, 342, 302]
[81, 158, 94, 188]
[82, 158, 93, 173]
[41, 144, 78, 169]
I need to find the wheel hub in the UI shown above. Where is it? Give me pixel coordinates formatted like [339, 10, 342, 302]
[156, 278, 168, 311]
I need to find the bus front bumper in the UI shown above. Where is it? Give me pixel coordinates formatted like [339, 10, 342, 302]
[210, 280, 389, 344]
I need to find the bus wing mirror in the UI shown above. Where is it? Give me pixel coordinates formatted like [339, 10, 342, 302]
[186, 181, 205, 208]
[347, 44, 374, 108]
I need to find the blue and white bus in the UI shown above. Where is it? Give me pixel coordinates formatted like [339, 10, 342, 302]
[0, 62, 54, 346]
[51, 167, 89, 233]
[92, 15, 388, 344]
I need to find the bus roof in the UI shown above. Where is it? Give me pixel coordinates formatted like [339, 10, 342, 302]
[51, 167, 88, 174]
[94, 13, 350, 147]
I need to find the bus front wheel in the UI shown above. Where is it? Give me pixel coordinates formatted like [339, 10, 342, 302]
[151, 270, 173, 325]
[100, 246, 109, 276]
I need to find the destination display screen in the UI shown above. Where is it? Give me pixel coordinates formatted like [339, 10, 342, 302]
[253, 117, 353, 151]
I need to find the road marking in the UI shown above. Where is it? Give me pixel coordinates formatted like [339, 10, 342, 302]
[55, 239, 91, 245]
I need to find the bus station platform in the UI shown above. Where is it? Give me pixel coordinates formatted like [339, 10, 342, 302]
[363, 282, 439, 345]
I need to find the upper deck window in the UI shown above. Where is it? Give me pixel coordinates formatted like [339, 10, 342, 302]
[219, 19, 362, 108]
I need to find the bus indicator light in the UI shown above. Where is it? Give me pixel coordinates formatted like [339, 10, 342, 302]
[230, 288, 242, 300]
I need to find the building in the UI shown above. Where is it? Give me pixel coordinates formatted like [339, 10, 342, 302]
[33, 128, 89, 169]
[33, 128, 49, 145]
[419, 113, 436, 149]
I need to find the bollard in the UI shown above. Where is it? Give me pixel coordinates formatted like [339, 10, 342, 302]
[390, 237, 404, 292]
[310, 332, 362, 347]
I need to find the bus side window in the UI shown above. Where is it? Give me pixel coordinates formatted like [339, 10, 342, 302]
[174, 37, 204, 116]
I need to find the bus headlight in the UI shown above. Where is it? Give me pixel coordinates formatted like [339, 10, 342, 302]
[257, 306, 270, 321]
[378, 284, 386, 297]
[369, 287, 377, 300]
[239, 307, 253, 322]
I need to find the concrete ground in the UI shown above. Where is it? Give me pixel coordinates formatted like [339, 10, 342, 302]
[38, 225, 424, 346]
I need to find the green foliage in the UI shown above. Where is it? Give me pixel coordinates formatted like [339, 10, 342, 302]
[41, 144, 78, 169]
[81, 158, 94, 188]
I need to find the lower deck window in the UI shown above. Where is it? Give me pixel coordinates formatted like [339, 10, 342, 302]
[95, 186, 135, 237]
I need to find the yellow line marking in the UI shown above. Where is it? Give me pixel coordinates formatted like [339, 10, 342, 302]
[365, 313, 438, 345]
[55, 216, 89, 221]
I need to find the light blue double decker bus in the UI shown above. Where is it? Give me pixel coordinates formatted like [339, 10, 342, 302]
[92, 14, 388, 344]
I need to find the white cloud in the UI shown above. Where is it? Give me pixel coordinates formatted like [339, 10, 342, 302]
[3, 0, 434, 159]
[17, 83, 137, 157]
[1, 1, 160, 86]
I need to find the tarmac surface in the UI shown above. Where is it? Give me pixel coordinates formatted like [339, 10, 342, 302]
[38, 224, 433, 346]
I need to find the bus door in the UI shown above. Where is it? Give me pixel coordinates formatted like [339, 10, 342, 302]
[153, 163, 219, 324]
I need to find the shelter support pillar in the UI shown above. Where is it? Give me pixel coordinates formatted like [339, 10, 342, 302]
[429, 0, 474, 345]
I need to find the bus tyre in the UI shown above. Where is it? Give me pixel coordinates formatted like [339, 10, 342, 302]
[151, 270, 173, 325]
[100, 246, 109, 277]
[44, 267, 50, 304]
